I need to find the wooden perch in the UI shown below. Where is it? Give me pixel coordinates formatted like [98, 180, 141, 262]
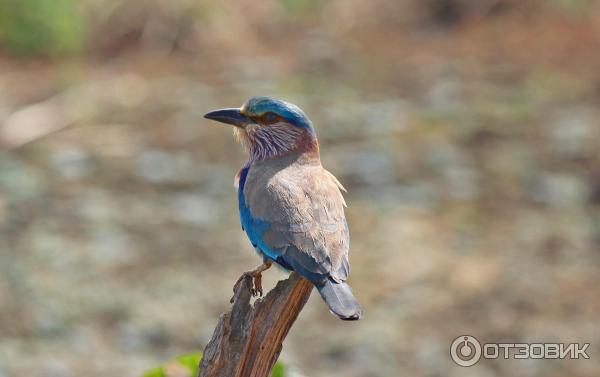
[198, 272, 314, 377]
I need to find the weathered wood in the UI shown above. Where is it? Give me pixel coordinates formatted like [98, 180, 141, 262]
[198, 272, 313, 377]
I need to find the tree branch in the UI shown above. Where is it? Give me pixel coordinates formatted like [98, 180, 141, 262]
[198, 272, 313, 377]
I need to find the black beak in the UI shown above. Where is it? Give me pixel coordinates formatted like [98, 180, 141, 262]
[204, 108, 249, 128]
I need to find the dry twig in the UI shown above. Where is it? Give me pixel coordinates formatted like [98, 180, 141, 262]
[198, 272, 313, 377]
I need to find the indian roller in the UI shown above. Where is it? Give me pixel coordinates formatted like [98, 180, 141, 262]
[204, 96, 362, 320]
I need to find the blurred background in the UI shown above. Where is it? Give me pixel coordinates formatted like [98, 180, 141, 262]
[1, 0, 599, 376]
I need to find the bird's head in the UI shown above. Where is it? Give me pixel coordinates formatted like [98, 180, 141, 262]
[204, 96, 318, 161]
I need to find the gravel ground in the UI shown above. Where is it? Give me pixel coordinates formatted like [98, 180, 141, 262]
[1, 1, 600, 376]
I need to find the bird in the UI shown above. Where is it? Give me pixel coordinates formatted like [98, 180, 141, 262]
[204, 96, 362, 320]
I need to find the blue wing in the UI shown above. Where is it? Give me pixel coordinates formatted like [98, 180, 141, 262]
[237, 165, 283, 261]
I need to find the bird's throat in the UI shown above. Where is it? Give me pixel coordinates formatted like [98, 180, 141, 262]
[233, 124, 318, 162]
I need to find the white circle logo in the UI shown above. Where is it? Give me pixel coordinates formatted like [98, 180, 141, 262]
[450, 335, 482, 367]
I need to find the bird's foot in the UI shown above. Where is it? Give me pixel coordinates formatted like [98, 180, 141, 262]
[230, 262, 272, 303]
[232, 271, 262, 299]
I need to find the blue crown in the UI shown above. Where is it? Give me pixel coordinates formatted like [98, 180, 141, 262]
[242, 96, 314, 132]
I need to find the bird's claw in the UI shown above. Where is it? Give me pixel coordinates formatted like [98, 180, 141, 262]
[254, 273, 263, 297]
[230, 271, 263, 303]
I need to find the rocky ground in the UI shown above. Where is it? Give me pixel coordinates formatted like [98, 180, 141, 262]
[1, 1, 600, 376]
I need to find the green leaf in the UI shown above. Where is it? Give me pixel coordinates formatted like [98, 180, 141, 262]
[176, 353, 203, 375]
[142, 352, 287, 377]
[271, 362, 287, 377]
[141, 366, 167, 377]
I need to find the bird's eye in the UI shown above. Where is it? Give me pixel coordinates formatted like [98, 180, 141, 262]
[262, 112, 279, 124]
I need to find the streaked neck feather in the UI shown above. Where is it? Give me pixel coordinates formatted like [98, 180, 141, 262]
[234, 122, 318, 162]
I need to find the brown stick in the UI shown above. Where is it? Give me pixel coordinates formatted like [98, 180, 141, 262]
[198, 272, 313, 377]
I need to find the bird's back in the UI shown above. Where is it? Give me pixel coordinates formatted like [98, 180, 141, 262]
[239, 152, 350, 285]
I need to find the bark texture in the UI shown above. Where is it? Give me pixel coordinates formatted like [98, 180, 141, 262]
[198, 272, 313, 377]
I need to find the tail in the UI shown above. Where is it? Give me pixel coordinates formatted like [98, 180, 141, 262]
[316, 279, 363, 321]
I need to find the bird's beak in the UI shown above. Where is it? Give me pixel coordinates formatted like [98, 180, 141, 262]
[203, 108, 249, 128]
